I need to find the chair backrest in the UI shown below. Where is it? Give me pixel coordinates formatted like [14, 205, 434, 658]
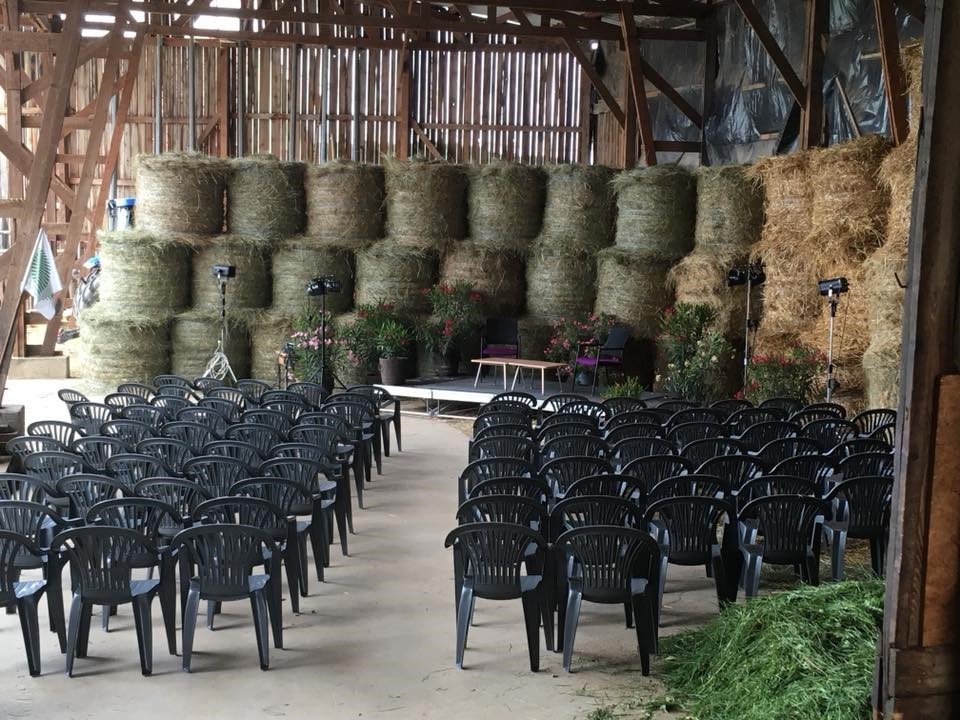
[604, 423, 662, 446]
[28, 420, 82, 447]
[68, 402, 116, 435]
[161, 421, 219, 454]
[550, 496, 643, 540]
[56, 474, 127, 518]
[791, 402, 847, 423]
[287, 424, 350, 454]
[262, 399, 308, 422]
[472, 411, 531, 435]
[870, 422, 897, 446]
[58, 388, 90, 409]
[0, 474, 47, 503]
[192, 496, 289, 537]
[656, 400, 697, 414]
[539, 456, 613, 496]
[150, 395, 193, 420]
[539, 393, 584, 415]
[259, 456, 324, 490]
[136, 437, 194, 476]
[183, 455, 252, 498]
[202, 439, 262, 468]
[458, 457, 536, 503]
[120, 404, 167, 429]
[726, 408, 784, 436]
[173, 524, 276, 598]
[71, 435, 126, 472]
[54, 526, 158, 603]
[86, 497, 174, 546]
[443, 523, 546, 598]
[156, 384, 201, 401]
[0, 531, 42, 604]
[480, 400, 534, 417]
[22, 451, 85, 493]
[647, 474, 729, 505]
[602, 397, 647, 415]
[666, 408, 725, 428]
[555, 526, 660, 601]
[801, 418, 858, 451]
[604, 410, 664, 431]
[468, 477, 552, 505]
[475, 424, 534, 443]
[270, 443, 339, 472]
[538, 413, 599, 432]
[134, 478, 212, 523]
[770, 455, 837, 492]
[622, 455, 694, 494]
[738, 495, 825, 561]
[237, 379, 272, 404]
[612, 437, 675, 460]
[666, 422, 726, 449]
[709, 398, 754, 418]
[736, 475, 819, 512]
[240, 409, 292, 436]
[456, 495, 547, 528]
[828, 438, 892, 458]
[104, 453, 166, 491]
[206, 386, 248, 407]
[565, 473, 645, 502]
[104, 392, 147, 410]
[824, 475, 894, 536]
[176, 406, 229, 437]
[540, 435, 608, 464]
[484, 317, 519, 346]
[192, 376, 225, 395]
[224, 423, 282, 457]
[557, 400, 610, 424]
[839, 452, 895, 479]
[100, 419, 157, 448]
[644, 496, 734, 564]
[198, 397, 243, 424]
[758, 397, 804, 415]
[470, 436, 536, 463]
[230, 477, 315, 514]
[287, 382, 330, 408]
[117, 383, 156, 401]
[0, 500, 64, 547]
[319, 401, 373, 430]
[851, 408, 896, 435]
[153, 374, 193, 389]
[609, 437, 673, 471]
[696, 454, 766, 494]
[756, 437, 823, 467]
[490, 391, 538, 409]
[679, 438, 746, 468]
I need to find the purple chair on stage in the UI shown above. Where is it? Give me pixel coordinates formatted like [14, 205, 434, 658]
[480, 318, 520, 360]
[571, 326, 630, 395]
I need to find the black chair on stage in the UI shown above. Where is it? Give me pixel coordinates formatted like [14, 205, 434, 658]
[479, 318, 520, 360]
[569, 326, 630, 395]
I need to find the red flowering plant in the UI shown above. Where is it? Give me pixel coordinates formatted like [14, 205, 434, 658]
[544, 312, 616, 376]
[288, 305, 343, 381]
[415, 281, 484, 356]
[334, 301, 409, 372]
[743, 344, 823, 403]
[655, 303, 735, 404]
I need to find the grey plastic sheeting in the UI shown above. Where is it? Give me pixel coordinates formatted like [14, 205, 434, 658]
[628, 0, 923, 165]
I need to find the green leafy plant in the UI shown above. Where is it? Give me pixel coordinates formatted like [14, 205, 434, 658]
[603, 376, 648, 399]
[416, 281, 485, 356]
[336, 301, 410, 371]
[375, 318, 413, 358]
[744, 345, 823, 403]
[288, 305, 341, 382]
[655, 303, 735, 404]
[544, 312, 616, 375]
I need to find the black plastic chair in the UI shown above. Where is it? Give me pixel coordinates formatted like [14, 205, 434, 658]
[738, 495, 825, 598]
[68, 402, 116, 436]
[647, 474, 729, 506]
[347, 385, 402, 455]
[791, 402, 847, 423]
[203, 439, 262, 469]
[100, 420, 157, 450]
[120, 404, 167, 429]
[224, 423, 282, 459]
[610, 436, 672, 471]
[117, 383, 156, 401]
[480, 318, 520, 360]
[771, 455, 837, 495]
[56, 474, 126, 520]
[696, 454, 766, 495]
[0, 530, 52, 676]
[288, 381, 331, 409]
[22, 451, 84, 506]
[470, 436, 537, 463]
[137, 437, 194, 476]
[237, 379, 272, 404]
[134, 478, 211, 540]
[468, 477, 552, 505]
[839, 452, 895, 479]
[602, 397, 648, 416]
[153, 374, 193, 390]
[322, 401, 381, 479]
[458, 457, 535, 504]
[28, 420, 82, 447]
[241, 409, 293, 438]
[192, 377, 225, 395]
[104, 392, 148, 411]
[605, 410, 664, 432]
[539, 393, 585, 420]
[71, 436, 126, 473]
[475, 424, 535, 443]
[482, 400, 536, 417]
[58, 388, 89, 412]
[457, 495, 547, 528]
[262, 399, 308, 423]
[176, 407, 229, 437]
[556, 526, 659, 674]
[472, 411, 532, 435]
[605, 423, 662, 447]
[823, 476, 893, 580]
[613, 437, 675, 459]
[161, 422, 218, 454]
[488, 391, 537, 409]
[758, 397, 804, 415]
[206, 386, 248, 407]
[155, 384, 201, 402]
[622, 455, 694, 495]
[538, 412, 600, 433]
[7, 436, 68, 473]
[736, 475, 819, 515]
[870, 422, 897, 446]
[710, 398, 753, 418]
[55, 526, 167, 676]
[288, 423, 362, 510]
[444, 523, 551, 671]
[565, 474, 645, 502]
[173, 524, 275, 671]
[261, 389, 306, 405]
[726, 408, 784, 436]
[801, 418, 859, 451]
[852, 408, 896, 436]
[680, 438, 746, 468]
[540, 435, 608, 464]
[666, 408, 726, 428]
[557, 400, 611, 424]
[666, 422, 726, 449]
[828, 438, 892, 458]
[570, 326, 630, 395]
[540, 456, 613, 497]
[151, 395, 193, 420]
[183, 455, 251, 499]
[756, 437, 824, 467]
[0, 474, 48, 503]
[105, 454, 167, 492]
[198, 397, 243, 424]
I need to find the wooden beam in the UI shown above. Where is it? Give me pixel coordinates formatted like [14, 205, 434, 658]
[563, 35, 625, 128]
[896, 0, 926, 22]
[800, 0, 827, 148]
[0, 199, 24, 217]
[0, 0, 84, 404]
[21, 34, 115, 103]
[216, 44, 229, 156]
[638, 55, 702, 128]
[411, 119, 442, 159]
[396, 42, 412, 159]
[4, 0, 23, 211]
[732, 0, 806, 107]
[622, 40, 637, 169]
[875, 0, 910, 145]
[654, 140, 701, 152]
[0, 126, 80, 212]
[620, 6, 657, 166]
[0, 29, 60, 51]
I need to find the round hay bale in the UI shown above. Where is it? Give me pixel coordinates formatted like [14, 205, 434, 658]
[271, 238, 354, 316]
[668, 249, 754, 338]
[384, 159, 467, 246]
[440, 242, 525, 316]
[808, 135, 891, 261]
[467, 162, 545, 250]
[96, 230, 195, 312]
[539, 165, 615, 254]
[170, 310, 251, 380]
[525, 244, 596, 320]
[305, 163, 385, 244]
[594, 247, 673, 339]
[192, 235, 272, 312]
[517, 315, 556, 361]
[613, 165, 696, 260]
[135, 153, 228, 235]
[694, 165, 763, 250]
[79, 306, 171, 385]
[249, 312, 295, 384]
[226, 157, 305, 240]
[354, 241, 438, 313]
[863, 340, 901, 409]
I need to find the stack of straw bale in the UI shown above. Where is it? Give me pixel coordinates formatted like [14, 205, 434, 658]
[226, 156, 305, 240]
[135, 153, 229, 235]
[304, 163, 385, 247]
[384, 158, 467, 250]
[468, 163, 545, 254]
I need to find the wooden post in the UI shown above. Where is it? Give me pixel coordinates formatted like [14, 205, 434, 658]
[800, 0, 827, 149]
[620, 5, 656, 166]
[396, 42, 412, 160]
[0, 0, 85, 404]
[622, 49, 637, 169]
[881, 0, 960, 715]
[217, 45, 230, 157]
[874, 0, 910, 145]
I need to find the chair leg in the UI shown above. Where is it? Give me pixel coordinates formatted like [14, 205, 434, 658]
[268, 558, 284, 649]
[744, 551, 763, 599]
[453, 549, 465, 617]
[283, 546, 300, 614]
[454, 581, 473, 669]
[334, 500, 349, 557]
[631, 593, 656, 677]
[657, 553, 669, 621]
[623, 603, 633, 629]
[341, 461, 356, 531]
[77, 602, 93, 659]
[159, 554, 177, 655]
[206, 600, 217, 630]
[394, 414, 402, 452]
[831, 528, 847, 582]
[250, 590, 271, 671]
[17, 594, 42, 677]
[806, 549, 821, 586]
[297, 534, 311, 593]
[520, 590, 541, 672]
[181, 582, 201, 672]
[44, 556, 66, 653]
[65, 593, 83, 677]
[309, 517, 328, 581]
[538, 587, 554, 654]
[561, 584, 583, 672]
[372, 427, 383, 475]
[381, 421, 391, 458]
[132, 594, 154, 676]
[352, 451, 365, 508]
[711, 552, 730, 610]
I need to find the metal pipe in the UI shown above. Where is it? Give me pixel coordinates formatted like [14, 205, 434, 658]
[236, 43, 246, 156]
[288, 43, 300, 161]
[153, 36, 162, 153]
[108, 92, 118, 206]
[350, 47, 359, 161]
[187, 37, 197, 151]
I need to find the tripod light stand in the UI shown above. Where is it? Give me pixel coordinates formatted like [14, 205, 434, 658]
[728, 263, 765, 390]
[818, 277, 849, 402]
[202, 265, 238, 383]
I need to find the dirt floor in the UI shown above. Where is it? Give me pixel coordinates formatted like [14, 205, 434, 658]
[0, 380, 723, 720]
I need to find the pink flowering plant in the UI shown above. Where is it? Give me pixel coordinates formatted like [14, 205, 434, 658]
[655, 303, 734, 404]
[743, 345, 823, 403]
[544, 312, 616, 375]
[416, 281, 485, 356]
[289, 305, 342, 381]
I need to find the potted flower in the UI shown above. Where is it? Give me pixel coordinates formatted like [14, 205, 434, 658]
[544, 312, 616, 384]
[416, 281, 484, 376]
[335, 301, 403, 384]
[744, 345, 823, 403]
[288, 305, 341, 391]
[655, 303, 735, 404]
[376, 318, 413, 385]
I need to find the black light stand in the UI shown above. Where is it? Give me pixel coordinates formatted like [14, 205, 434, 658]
[203, 265, 238, 383]
[305, 276, 344, 390]
[728, 263, 766, 390]
[818, 277, 849, 402]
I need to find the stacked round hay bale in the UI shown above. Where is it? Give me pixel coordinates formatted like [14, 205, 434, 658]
[135, 153, 229, 235]
[304, 163, 385, 248]
[354, 241, 437, 314]
[80, 230, 197, 387]
[797, 135, 892, 404]
[249, 311, 296, 384]
[468, 162, 545, 254]
[271, 238, 354, 317]
[192, 235, 273, 313]
[668, 166, 763, 338]
[226, 156, 305, 240]
[384, 158, 467, 251]
[440, 243, 525, 317]
[594, 165, 696, 339]
[171, 310, 251, 380]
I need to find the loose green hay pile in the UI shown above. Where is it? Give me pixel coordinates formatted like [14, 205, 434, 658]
[612, 165, 696, 260]
[226, 157, 305, 239]
[192, 235, 273, 312]
[525, 243, 596, 319]
[384, 158, 467, 247]
[467, 162, 545, 252]
[271, 238, 354, 315]
[135, 153, 229, 235]
[354, 240, 437, 313]
[79, 307, 172, 385]
[538, 165, 615, 254]
[594, 247, 673, 339]
[304, 162, 385, 244]
[170, 310, 251, 380]
[440, 242, 525, 316]
[661, 580, 884, 720]
[96, 230, 195, 312]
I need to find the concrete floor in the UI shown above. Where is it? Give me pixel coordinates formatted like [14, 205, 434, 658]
[0, 379, 720, 720]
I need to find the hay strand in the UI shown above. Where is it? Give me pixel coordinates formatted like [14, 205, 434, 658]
[525, 243, 596, 320]
[226, 157, 305, 239]
[304, 162, 385, 244]
[135, 153, 228, 235]
[863, 340, 901, 409]
[903, 44, 923, 133]
[694, 165, 764, 250]
[271, 238, 354, 316]
[96, 230, 196, 312]
[354, 240, 438, 313]
[669, 248, 753, 338]
[440, 242, 525, 316]
[192, 235, 272, 312]
[594, 247, 673, 339]
[612, 165, 696, 260]
[384, 158, 467, 246]
[79, 305, 171, 385]
[467, 162, 545, 250]
[171, 310, 251, 380]
[538, 164, 615, 254]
